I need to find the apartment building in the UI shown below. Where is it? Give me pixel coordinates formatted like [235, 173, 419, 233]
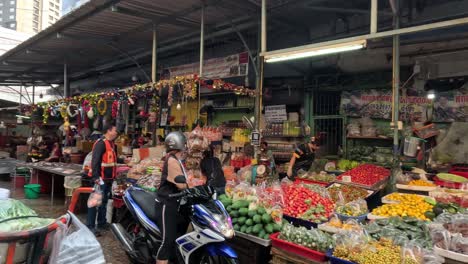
[0, 0, 61, 34]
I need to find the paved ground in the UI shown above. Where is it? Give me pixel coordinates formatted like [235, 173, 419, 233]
[0, 178, 130, 264]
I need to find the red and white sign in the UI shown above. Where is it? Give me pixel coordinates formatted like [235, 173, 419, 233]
[166, 52, 249, 79]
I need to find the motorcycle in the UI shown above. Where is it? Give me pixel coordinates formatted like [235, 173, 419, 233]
[111, 176, 238, 264]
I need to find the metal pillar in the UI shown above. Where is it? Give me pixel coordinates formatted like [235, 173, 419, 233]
[392, 0, 400, 159]
[151, 23, 158, 145]
[197, 5, 205, 122]
[370, 0, 378, 33]
[64, 62, 70, 98]
[255, 0, 267, 130]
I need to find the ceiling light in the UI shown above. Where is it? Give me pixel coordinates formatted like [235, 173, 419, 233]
[427, 90, 436, 99]
[0, 121, 5, 129]
[264, 40, 366, 63]
[176, 103, 181, 110]
[15, 115, 31, 119]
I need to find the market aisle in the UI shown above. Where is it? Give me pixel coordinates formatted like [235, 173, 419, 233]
[0, 180, 130, 264]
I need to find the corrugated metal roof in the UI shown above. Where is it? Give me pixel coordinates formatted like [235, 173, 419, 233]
[0, 0, 261, 86]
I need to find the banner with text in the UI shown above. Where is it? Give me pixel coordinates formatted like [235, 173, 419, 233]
[165, 52, 249, 79]
[433, 91, 468, 122]
[340, 90, 430, 121]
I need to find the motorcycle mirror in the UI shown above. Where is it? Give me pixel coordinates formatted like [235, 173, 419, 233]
[174, 175, 187, 184]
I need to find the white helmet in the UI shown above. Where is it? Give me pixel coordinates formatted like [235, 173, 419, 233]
[165, 131, 186, 151]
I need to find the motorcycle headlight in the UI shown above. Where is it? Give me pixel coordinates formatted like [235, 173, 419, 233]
[209, 215, 234, 239]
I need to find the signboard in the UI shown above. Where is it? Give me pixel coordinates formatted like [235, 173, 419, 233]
[160, 108, 168, 126]
[265, 105, 288, 122]
[165, 52, 249, 79]
[433, 92, 468, 122]
[250, 131, 261, 146]
[341, 90, 429, 121]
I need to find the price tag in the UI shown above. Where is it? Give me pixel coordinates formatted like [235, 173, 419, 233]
[342, 175, 352, 183]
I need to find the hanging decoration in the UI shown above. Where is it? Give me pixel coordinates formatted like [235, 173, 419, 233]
[67, 104, 79, 118]
[34, 75, 254, 124]
[97, 98, 107, 116]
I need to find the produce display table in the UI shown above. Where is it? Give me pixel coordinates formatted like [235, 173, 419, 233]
[271, 247, 327, 264]
[226, 232, 271, 264]
[14, 162, 82, 204]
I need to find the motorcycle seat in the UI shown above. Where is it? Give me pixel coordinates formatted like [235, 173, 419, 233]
[129, 188, 159, 223]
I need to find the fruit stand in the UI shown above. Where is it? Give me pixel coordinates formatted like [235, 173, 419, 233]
[219, 161, 467, 264]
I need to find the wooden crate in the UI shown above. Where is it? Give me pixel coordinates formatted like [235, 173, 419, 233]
[270, 247, 327, 264]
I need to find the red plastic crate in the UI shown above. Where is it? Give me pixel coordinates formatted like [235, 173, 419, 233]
[449, 164, 468, 179]
[433, 176, 464, 189]
[270, 233, 328, 262]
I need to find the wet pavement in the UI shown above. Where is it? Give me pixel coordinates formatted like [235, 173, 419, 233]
[0, 178, 130, 264]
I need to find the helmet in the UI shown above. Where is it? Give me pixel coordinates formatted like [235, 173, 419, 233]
[165, 131, 186, 151]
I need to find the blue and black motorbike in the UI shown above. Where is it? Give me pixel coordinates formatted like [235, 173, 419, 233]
[111, 176, 238, 264]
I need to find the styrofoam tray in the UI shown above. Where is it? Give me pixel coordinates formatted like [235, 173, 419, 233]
[327, 183, 375, 198]
[235, 231, 271, 247]
[366, 213, 388, 220]
[434, 246, 468, 263]
[396, 183, 437, 192]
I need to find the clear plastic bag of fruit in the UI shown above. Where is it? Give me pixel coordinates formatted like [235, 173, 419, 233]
[450, 233, 468, 254]
[336, 198, 368, 216]
[231, 181, 256, 202]
[224, 180, 237, 199]
[402, 242, 444, 264]
[430, 225, 451, 250]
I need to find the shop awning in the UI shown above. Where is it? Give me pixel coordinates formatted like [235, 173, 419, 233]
[0, 0, 276, 87]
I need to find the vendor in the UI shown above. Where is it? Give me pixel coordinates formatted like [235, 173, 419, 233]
[27, 146, 45, 162]
[200, 146, 226, 195]
[286, 137, 319, 180]
[45, 142, 62, 162]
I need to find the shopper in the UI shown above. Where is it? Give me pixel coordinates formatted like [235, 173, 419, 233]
[200, 146, 226, 195]
[155, 131, 190, 264]
[286, 137, 319, 180]
[86, 123, 123, 236]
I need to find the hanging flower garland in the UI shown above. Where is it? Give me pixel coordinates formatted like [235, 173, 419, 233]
[60, 105, 68, 119]
[111, 100, 119, 118]
[97, 98, 107, 116]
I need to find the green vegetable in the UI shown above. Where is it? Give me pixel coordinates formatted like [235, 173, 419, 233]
[257, 207, 266, 215]
[245, 226, 253, 234]
[221, 199, 232, 207]
[231, 218, 237, 224]
[253, 215, 262, 224]
[252, 224, 262, 234]
[240, 226, 247, 233]
[258, 230, 266, 238]
[226, 205, 233, 212]
[238, 208, 249, 216]
[231, 201, 243, 209]
[262, 213, 272, 224]
[273, 223, 281, 232]
[233, 224, 240, 231]
[263, 234, 270, 240]
[248, 210, 257, 218]
[245, 219, 254, 226]
[237, 217, 246, 225]
[230, 211, 239, 218]
[218, 194, 228, 201]
[265, 224, 274, 233]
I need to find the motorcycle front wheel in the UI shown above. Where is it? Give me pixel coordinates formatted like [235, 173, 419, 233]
[198, 254, 239, 264]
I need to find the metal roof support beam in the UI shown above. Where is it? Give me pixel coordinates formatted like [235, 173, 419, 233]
[261, 16, 468, 58]
[255, 0, 267, 130]
[64, 62, 70, 98]
[111, 5, 200, 29]
[305, 5, 393, 16]
[391, 0, 400, 162]
[198, 4, 205, 121]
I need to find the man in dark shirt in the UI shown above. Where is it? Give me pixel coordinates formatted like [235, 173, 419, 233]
[86, 123, 124, 235]
[287, 137, 319, 180]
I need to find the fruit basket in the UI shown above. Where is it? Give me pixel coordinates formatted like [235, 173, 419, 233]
[270, 233, 327, 262]
[326, 250, 355, 264]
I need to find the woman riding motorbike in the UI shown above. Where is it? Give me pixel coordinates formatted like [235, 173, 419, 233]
[154, 131, 190, 264]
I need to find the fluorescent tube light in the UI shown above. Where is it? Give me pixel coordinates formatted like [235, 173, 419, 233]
[265, 40, 366, 63]
[15, 115, 31, 119]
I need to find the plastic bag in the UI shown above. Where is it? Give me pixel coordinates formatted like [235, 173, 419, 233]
[87, 185, 103, 208]
[450, 233, 468, 254]
[52, 212, 105, 264]
[0, 199, 37, 221]
[347, 122, 360, 137]
[430, 225, 451, 250]
[336, 198, 368, 216]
